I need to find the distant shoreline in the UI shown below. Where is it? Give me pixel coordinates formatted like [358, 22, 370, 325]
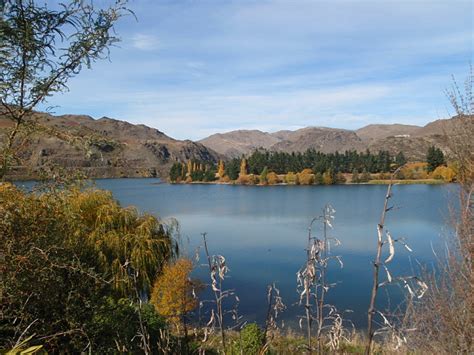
[168, 178, 446, 186]
[10, 177, 448, 186]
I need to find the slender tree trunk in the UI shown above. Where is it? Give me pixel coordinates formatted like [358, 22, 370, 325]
[366, 180, 395, 354]
[0, 118, 22, 181]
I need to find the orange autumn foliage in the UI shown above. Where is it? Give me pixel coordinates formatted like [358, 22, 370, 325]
[150, 258, 199, 333]
[297, 169, 314, 185]
[266, 172, 280, 185]
[217, 160, 226, 178]
[398, 162, 429, 179]
[431, 165, 456, 182]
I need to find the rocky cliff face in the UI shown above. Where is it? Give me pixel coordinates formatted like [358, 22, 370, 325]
[1, 112, 220, 180]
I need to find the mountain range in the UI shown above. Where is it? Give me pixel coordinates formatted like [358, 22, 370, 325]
[0, 111, 463, 179]
[199, 119, 458, 160]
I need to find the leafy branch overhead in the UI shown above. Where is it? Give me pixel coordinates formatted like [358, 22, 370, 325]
[0, 0, 129, 112]
[0, 0, 130, 179]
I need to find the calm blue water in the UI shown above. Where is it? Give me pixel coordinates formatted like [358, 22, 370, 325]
[16, 179, 456, 330]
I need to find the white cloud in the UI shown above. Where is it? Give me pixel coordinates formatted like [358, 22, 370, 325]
[131, 34, 160, 51]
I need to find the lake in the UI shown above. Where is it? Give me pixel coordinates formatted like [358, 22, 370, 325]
[17, 179, 455, 330]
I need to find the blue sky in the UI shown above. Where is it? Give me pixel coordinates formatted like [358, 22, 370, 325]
[41, 0, 473, 140]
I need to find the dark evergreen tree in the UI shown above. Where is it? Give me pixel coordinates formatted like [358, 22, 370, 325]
[203, 168, 217, 182]
[226, 158, 240, 180]
[247, 149, 266, 174]
[395, 151, 407, 167]
[426, 146, 445, 172]
[169, 163, 183, 182]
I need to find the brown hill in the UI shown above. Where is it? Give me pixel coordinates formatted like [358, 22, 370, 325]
[413, 116, 470, 137]
[365, 116, 473, 160]
[199, 116, 466, 160]
[198, 130, 281, 158]
[356, 123, 421, 142]
[199, 127, 365, 157]
[1, 111, 220, 180]
[270, 127, 365, 153]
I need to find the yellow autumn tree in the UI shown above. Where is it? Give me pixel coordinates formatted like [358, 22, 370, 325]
[267, 172, 280, 185]
[240, 157, 248, 177]
[431, 165, 456, 182]
[398, 162, 428, 180]
[236, 157, 250, 184]
[240, 158, 247, 176]
[186, 160, 193, 176]
[217, 160, 226, 179]
[322, 170, 334, 185]
[285, 171, 298, 184]
[150, 258, 200, 334]
[297, 168, 314, 185]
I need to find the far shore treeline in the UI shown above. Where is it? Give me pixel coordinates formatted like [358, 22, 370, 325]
[169, 146, 455, 185]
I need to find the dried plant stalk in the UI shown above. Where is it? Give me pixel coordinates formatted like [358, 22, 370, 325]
[202, 233, 227, 352]
[297, 204, 341, 353]
[263, 283, 286, 348]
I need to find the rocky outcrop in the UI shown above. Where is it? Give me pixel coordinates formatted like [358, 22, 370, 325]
[1, 111, 220, 180]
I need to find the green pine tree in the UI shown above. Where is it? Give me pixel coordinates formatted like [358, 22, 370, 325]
[395, 152, 407, 167]
[426, 146, 445, 172]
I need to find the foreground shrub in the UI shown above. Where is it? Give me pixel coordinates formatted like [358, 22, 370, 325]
[231, 323, 264, 355]
[0, 183, 176, 352]
[88, 297, 167, 352]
